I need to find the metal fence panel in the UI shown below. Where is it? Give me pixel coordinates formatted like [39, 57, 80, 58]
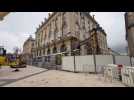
[95, 55, 113, 73]
[115, 56, 131, 66]
[75, 55, 95, 72]
[62, 56, 74, 72]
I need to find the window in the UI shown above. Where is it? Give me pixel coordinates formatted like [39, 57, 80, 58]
[60, 44, 67, 52]
[45, 56, 47, 62]
[39, 50, 42, 56]
[44, 30, 47, 42]
[48, 56, 50, 62]
[37, 51, 39, 56]
[75, 20, 80, 28]
[53, 47, 57, 53]
[62, 15, 67, 29]
[72, 41, 80, 56]
[43, 49, 45, 55]
[36, 51, 38, 56]
[54, 18, 58, 33]
[47, 48, 50, 55]
[41, 31, 43, 43]
[81, 17, 85, 30]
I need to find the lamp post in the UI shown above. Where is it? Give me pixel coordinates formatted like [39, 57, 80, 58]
[93, 48, 97, 74]
[73, 49, 80, 73]
[93, 29, 97, 74]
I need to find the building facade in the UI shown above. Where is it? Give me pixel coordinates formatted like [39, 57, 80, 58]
[23, 35, 35, 64]
[32, 12, 108, 67]
[33, 12, 108, 58]
[125, 12, 134, 57]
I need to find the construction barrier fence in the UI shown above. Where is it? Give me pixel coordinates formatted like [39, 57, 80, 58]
[32, 50, 134, 73]
[62, 55, 133, 73]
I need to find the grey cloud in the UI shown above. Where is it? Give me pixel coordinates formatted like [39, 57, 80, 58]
[0, 12, 49, 53]
[91, 12, 127, 53]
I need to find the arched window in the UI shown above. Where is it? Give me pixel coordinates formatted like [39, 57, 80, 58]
[60, 44, 68, 56]
[60, 44, 67, 52]
[72, 41, 80, 50]
[84, 43, 91, 55]
[43, 49, 45, 55]
[47, 48, 50, 55]
[53, 47, 57, 53]
[39, 50, 42, 56]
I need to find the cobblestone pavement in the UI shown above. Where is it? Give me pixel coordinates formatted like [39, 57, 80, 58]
[0, 66, 125, 87]
[0, 66, 48, 86]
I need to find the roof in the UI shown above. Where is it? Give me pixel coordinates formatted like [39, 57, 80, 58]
[90, 27, 107, 36]
[82, 12, 98, 24]
[35, 12, 97, 34]
[23, 36, 35, 46]
[35, 12, 56, 34]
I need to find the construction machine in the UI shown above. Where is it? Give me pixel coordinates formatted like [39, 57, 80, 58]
[0, 46, 26, 71]
[0, 46, 7, 68]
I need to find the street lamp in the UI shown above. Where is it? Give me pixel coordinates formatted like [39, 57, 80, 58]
[72, 49, 80, 73]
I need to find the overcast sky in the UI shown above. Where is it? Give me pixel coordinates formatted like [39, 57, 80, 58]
[0, 12, 127, 53]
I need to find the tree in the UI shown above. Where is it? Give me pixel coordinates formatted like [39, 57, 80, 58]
[13, 47, 21, 55]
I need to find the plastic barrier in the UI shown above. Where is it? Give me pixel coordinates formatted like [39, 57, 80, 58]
[104, 64, 120, 82]
[121, 66, 134, 87]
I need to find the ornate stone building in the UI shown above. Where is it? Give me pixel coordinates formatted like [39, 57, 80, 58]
[125, 12, 134, 57]
[23, 35, 35, 64]
[32, 12, 108, 64]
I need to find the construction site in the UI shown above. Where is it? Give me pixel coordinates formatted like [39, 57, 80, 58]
[0, 66, 125, 87]
[0, 46, 134, 87]
[0, 12, 134, 87]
